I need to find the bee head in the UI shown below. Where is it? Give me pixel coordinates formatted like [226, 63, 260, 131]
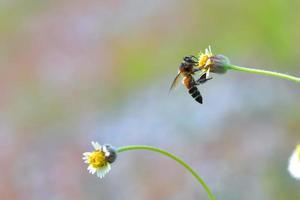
[179, 56, 198, 72]
[183, 56, 196, 63]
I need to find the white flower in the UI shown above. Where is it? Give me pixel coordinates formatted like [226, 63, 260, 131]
[82, 141, 117, 179]
[288, 145, 300, 179]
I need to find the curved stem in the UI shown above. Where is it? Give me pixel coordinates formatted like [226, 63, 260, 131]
[117, 145, 216, 200]
[226, 64, 300, 83]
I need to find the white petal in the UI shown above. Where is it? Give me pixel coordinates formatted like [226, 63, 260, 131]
[83, 152, 91, 156]
[206, 68, 210, 78]
[82, 152, 91, 160]
[82, 156, 88, 160]
[103, 146, 110, 156]
[208, 45, 212, 54]
[91, 141, 101, 150]
[205, 48, 209, 55]
[105, 164, 111, 174]
[107, 164, 111, 171]
[288, 150, 300, 179]
[87, 165, 96, 174]
[87, 165, 93, 171]
[91, 168, 96, 174]
[96, 170, 102, 178]
[96, 164, 111, 179]
[102, 145, 107, 152]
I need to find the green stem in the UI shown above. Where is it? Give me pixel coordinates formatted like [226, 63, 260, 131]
[117, 145, 216, 200]
[226, 64, 300, 83]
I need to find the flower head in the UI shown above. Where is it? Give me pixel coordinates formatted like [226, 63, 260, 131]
[198, 46, 214, 67]
[82, 141, 117, 178]
[288, 144, 300, 179]
[197, 46, 230, 77]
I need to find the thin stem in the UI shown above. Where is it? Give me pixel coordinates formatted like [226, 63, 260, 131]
[117, 145, 216, 200]
[226, 64, 300, 83]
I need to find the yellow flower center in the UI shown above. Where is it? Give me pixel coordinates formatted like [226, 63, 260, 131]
[198, 46, 214, 69]
[199, 55, 209, 67]
[198, 55, 213, 69]
[88, 150, 107, 168]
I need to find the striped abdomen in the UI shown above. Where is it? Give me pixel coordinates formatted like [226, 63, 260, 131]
[182, 75, 203, 104]
[188, 85, 203, 104]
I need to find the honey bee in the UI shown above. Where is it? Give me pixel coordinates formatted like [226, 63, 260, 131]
[170, 56, 212, 104]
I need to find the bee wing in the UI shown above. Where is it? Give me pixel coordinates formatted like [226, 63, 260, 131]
[169, 72, 182, 91]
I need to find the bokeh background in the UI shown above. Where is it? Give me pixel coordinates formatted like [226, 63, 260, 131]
[1, 0, 300, 199]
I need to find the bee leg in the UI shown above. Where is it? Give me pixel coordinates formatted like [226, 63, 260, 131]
[195, 73, 212, 85]
[190, 55, 199, 62]
[192, 68, 201, 73]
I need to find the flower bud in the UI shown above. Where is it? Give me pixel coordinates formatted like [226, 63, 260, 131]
[209, 54, 230, 74]
[104, 144, 117, 164]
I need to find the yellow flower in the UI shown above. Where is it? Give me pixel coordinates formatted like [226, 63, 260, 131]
[197, 46, 229, 77]
[198, 46, 214, 68]
[288, 144, 300, 179]
[82, 141, 117, 178]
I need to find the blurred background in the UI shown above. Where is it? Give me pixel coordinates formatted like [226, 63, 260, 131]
[0, 0, 300, 199]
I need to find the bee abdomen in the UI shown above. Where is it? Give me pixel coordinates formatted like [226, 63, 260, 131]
[188, 86, 203, 104]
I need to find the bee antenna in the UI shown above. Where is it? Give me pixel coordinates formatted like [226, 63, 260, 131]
[190, 55, 198, 61]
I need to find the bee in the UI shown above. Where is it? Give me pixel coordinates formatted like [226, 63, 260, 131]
[170, 56, 212, 104]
